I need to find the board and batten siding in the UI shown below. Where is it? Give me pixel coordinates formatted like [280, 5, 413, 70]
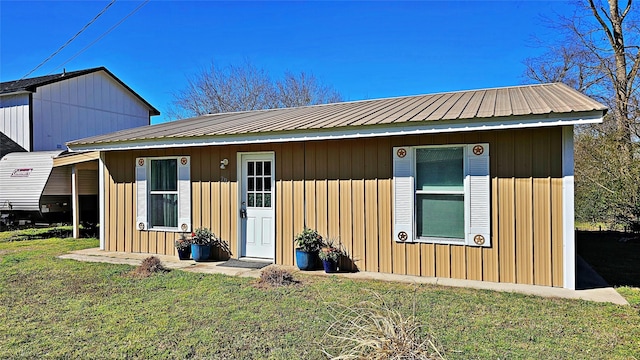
[102, 126, 564, 287]
[31, 71, 150, 151]
[0, 94, 30, 151]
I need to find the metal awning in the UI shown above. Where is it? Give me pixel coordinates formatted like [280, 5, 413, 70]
[53, 151, 100, 168]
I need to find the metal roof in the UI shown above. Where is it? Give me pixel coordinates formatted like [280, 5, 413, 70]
[67, 83, 606, 148]
[0, 67, 160, 116]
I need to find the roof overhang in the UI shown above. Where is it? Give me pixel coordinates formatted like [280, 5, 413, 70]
[53, 151, 100, 167]
[0, 90, 32, 96]
[66, 110, 605, 152]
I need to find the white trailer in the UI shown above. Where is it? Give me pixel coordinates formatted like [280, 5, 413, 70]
[0, 151, 71, 223]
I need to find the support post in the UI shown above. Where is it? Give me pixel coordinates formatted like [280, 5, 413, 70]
[71, 165, 80, 239]
[99, 153, 105, 250]
[562, 126, 576, 290]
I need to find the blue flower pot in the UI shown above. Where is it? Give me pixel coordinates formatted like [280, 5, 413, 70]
[322, 259, 338, 273]
[191, 244, 211, 262]
[295, 249, 317, 270]
[177, 247, 191, 260]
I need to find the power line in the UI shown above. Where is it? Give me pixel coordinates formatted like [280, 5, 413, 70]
[21, 0, 117, 79]
[51, 0, 150, 73]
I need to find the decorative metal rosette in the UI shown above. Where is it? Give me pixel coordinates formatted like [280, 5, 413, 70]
[180, 157, 188, 165]
[396, 148, 407, 158]
[181, 223, 188, 231]
[472, 145, 484, 156]
[397, 231, 408, 241]
[138, 222, 145, 230]
[138, 158, 144, 166]
[473, 234, 485, 245]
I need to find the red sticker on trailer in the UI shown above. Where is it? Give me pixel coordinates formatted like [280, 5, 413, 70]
[11, 168, 33, 177]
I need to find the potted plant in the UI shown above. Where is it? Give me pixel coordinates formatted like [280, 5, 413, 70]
[190, 227, 232, 262]
[191, 227, 215, 262]
[294, 227, 324, 270]
[319, 238, 345, 273]
[174, 233, 192, 260]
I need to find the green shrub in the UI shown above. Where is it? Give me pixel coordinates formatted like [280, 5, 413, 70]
[294, 227, 324, 252]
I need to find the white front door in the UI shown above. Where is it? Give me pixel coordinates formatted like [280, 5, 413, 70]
[240, 153, 275, 259]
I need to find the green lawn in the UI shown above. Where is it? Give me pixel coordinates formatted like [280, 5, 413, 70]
[1, 236, 639, 359]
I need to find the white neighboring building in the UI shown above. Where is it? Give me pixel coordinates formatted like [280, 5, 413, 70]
[0, 67, 159, 156]
[0, 67, 159, 228]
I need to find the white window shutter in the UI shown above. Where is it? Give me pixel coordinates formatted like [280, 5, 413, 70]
[466, 144, 491, 247]
[177, 156, 191, 233]
[393, 147, 414, 243]
[135, 157, 148, 231]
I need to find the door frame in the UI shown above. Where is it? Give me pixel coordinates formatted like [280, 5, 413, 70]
[236, 151, 276, 260]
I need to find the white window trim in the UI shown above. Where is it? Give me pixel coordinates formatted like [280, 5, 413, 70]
[136, 156, 191, 233]
[393, 143, 491, 247]
[414, 145, 467, 245]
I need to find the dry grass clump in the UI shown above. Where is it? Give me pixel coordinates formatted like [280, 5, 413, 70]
[255, 266, 300, 288]
[130, 256, 168, 278]
[322, 292, 444, 360]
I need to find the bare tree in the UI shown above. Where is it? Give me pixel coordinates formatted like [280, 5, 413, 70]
[168, 61, 341, 119]
[525, 0, 640, 138]
[524, 0, 640, 228]
[275, 71, 342, 108]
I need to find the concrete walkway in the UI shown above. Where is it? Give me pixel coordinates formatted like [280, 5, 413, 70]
[59, 248, 629, 305]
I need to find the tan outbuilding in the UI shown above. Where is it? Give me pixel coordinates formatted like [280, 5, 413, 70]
[67, 83, 607, 290]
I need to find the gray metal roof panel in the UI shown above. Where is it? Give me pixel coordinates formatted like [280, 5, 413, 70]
[67, 83, 608, 146]
[476, 89, 497, 118]
[456, 90, 484, 119]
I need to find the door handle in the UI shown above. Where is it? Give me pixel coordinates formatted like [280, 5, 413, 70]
[240, 201, 247, 219]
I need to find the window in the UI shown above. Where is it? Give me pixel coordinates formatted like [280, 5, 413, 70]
[246, 160, 272, 208]
[136, 156, 191, 232]
[393, 144, 490, 247]
[149, 159, 178, 228]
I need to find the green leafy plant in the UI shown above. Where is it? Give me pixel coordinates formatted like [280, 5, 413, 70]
[319, 238, 346, 262]
[294, 227, 323, 253]
[191, 227, 232, 254]
[174, 233, 191, 250]
[191, 227, 215, 245]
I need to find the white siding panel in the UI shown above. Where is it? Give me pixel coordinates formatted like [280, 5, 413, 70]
[51, 81, 61, 104]
[0, 94, 30, 150]
[85, 75, 95, 108]
[33, 98, 54, 151]
[69, 77, 78, 104]
[30, 71, 151, 151]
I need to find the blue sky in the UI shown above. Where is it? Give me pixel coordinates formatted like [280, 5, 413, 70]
[1, 1, 573, 124]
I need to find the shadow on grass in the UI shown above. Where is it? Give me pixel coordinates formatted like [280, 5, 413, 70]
[576, 230, 640, 288]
